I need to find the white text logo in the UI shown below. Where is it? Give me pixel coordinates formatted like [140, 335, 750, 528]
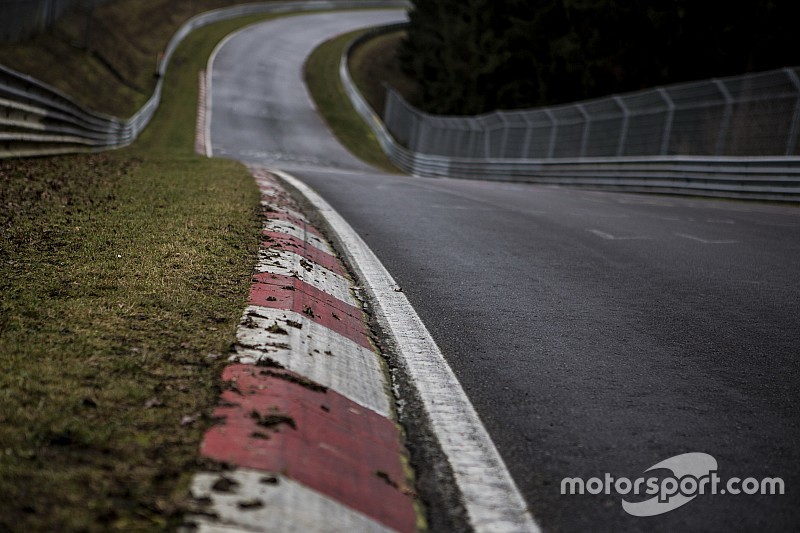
[561, 452, 785, 516]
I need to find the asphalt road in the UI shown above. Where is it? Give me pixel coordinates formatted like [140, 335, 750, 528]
[209, 11, 800, 532]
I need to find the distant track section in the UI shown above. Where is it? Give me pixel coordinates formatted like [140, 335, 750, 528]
[342, 28, 800, 202]
[0, 0, 409, 158]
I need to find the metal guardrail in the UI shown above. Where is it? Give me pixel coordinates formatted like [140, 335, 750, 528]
[342, 27, 800, 202]
[384, 68, 800, 159]
[0, 0, 410, 159]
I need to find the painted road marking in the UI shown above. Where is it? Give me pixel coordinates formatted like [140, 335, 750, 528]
[232, 306, 390, 416]
[264, 219, 333, 254]
[256, 248, 357, 306]
[195, 70, 208, 155]
[249, 273, 369, 346]
[250, 272, 363, 320]
[588, 229, 651, 241]
[188, 469, 395, 533]
[263, 231, 345, 275]
[274, 168, 541, 533]
[674, 232, 738, 244]
[264, 210, 324, 235]
[200, 364, 415, 532]
[204, 27, 240, 159]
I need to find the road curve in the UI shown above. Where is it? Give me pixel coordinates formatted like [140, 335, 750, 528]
[208, 10, 800, 533]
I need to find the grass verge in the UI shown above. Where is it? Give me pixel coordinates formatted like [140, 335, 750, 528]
[348, 29, 420, 118]
[304, 29, 401, 174]
[0, 11, 308, 532]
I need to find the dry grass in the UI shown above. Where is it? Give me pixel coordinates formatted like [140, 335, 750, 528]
[0, 151, 259, 531]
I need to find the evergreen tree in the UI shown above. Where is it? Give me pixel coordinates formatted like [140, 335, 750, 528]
[399, 0, 800, 115]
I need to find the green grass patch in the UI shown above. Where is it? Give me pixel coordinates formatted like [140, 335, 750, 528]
[0, 152, 257, 532]
[304, 30, 401, 174]
[0, 11, 314, 532]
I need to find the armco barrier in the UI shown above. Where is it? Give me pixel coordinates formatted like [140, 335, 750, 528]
[0, 0, 410, 159]
[342, 27, 800, 202]
[383, 69, 800, 159]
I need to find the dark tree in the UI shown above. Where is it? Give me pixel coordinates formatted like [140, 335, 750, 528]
[399, 0, 800, 115]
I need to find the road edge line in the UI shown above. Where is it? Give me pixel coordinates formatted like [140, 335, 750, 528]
[272, 168, 542, 533]
[205, 26, 244, 158]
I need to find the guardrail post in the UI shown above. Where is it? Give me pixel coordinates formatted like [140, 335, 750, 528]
[784, 68, 800, 156]
[714, 79, 733, 155]
[521, 113, 535, 159]
[482, 119, 492, 158]
[413, 113, 425, 153]
[433, 119, 444, 155]
[614, 96, 629, 157]
[658, 88, 675, 156]
[545, 109, 557, 159]
[467, 120, 480, 158]
[406, 106, 417, 150]
[384, 88, 395, 127]
[577, 104, 590, 158]
[498, 113, 510, 158]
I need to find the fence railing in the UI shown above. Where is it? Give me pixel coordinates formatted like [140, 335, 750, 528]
[0, 0, 410, 159]
[341, 27, 800, 202]
[384, 67, 800, 160]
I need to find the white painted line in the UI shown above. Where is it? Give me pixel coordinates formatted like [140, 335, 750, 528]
[188, 469, 394, 533]
[196, 70, 208, 156]
[588, 229, 651, 241]
[206, 22, 273, 159]
[674, 232, 738, 244]
[273, 169, 541, 533]
[256, 248, 357, 306]
[232, 306, 391, 417]
[205, 30, 237, 158]
[588, 229, 616, 240]
[265, 219, 334, 254]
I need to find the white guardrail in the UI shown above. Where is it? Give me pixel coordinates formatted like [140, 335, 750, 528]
[342, 26, 800, 202]
[0, 0, 410, 158]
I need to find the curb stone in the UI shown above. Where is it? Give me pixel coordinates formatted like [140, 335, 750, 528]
[183, 166, 421, 533]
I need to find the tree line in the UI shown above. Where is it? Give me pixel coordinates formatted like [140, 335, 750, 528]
[399, 0, 800, 115]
